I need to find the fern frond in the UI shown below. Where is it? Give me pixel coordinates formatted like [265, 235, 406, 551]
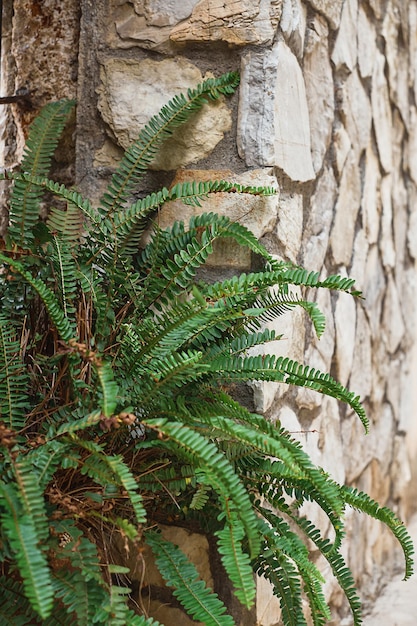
[99, 72, 240, 216]
[0, 252, 74, 342]
[210, 354, 368, 431]
[342, 486, 414, 580]
[0, 482, 54, 619]
[0, 317, 30, 430]
[7, 100, 75, 248]
[143, 418, 261, 558]
[146, 530, 235, 626]
[0, 576, 38, 625]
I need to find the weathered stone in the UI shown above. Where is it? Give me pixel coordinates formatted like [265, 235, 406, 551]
[371, 52, 393, 174]
[302, 165, 337, 269]
[304, 0, 343, 30]
[410, 2, 417, 105]
[333, 123, 352, 178]
[357, 5, 377, 79]
[304, 15, 334, 173]
[330, 151, 361, 266]
[339, 68, 372, 161]
[408, 209, 417, 259]
[280, 0, 307, 58]
[238, 41, 315, 182]
[97, 58, 232, 169]
[349, 307, 372, 401]
[350, 229, 369, 293]
[380, 175, 396, 269]
[341, 412, 372, 482]
[276, 191, 303, 263]
[170, 0, 283, 46]
[361, 142, 381, 246]
[383, 1, 410, 127]
[257, 575, 282, 626]
[407, 107, 417, 184]
[364, 246, 386, 339]
[331, 0, 358, 72]
[381, 273, 405, 354]
[154, 168, 279, 269]
[334, 279, 357, 386]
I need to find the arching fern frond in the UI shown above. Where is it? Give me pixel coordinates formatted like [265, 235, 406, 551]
[146, 530, 235, 626]
[99, 72, 241, 216]
[0, 317, 30, 430]
[7, 99, 75, 249]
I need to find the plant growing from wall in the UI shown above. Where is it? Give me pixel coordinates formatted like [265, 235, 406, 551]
[0, 72, 413, 626]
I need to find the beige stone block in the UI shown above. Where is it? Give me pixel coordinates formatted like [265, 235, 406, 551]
[170, 0, 283, 46]
[334, 280, 357, 387]
[330, 151, 361, 266]
[304, 0, 344, 30]
[340, 69, 372, 161]
[280, 0, 307, 58]
[357, 5, 377, 79]
[331, 0, 358, 71]
[361, 142, 381, 246]
[97, 58, 232, 170]
[371, 52, 393, 174]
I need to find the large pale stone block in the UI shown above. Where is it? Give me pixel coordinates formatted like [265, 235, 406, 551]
[280, 0, 307, 58]
[170, 0, 283, 46]
[276, 191, 303, 263]
[110, 0, 199, 50]
[350, 229, 369, 292]
[154, 168, 279, 269]
[361, 143, 381, 246]
[383, 1, 410, 127]
[331, 0, 358, 72]
[371, 52, 393, 174]
[333, 123, 352, 178]
[304, 0, 343, 30]
[304, 15, 334, 173]
[407, 107, 417, 184]
[339, 69, 372, 161]
[330, 151, 361, 266]
[238, 41, 315, 182]
[364, 245, 386, 339]
[97, 58, 232, 170]
[380, 174, 396, 269]
[382, 273, 405, 354]
[334, 280, 357, 387]
[357, 5, 377, 79]
[349, 306, 372, 401]
[302, 165, 337, 270]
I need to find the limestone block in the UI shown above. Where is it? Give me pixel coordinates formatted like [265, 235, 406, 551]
[304, 0, 344, 30]
[383, 2, 410, 127]
[97, 58, 232, 170]
[361, 143, 381, 246]
[381, 273, 405, 354]
[339, 69, 372, 161]
[110, 0, 199, 50]
[371, 52, 393, 174]
[334, 280, 357, 387]
[280, 0, 307, 58]
[256, 575, 282, 625]
[407, 107, 417, 184]
[301, 166, 336, 270]
[238, 41, 315, 182]
[380, 175, 396, 269]
[357, 5, 377, 79]
[170, 0, 283, 46]
[295, 288, 335, 411]
[304, 15, 334, 173]
[391, 435, 412, 501]
[154, 168, 279, 269]
[341, 412, 373, 483]
[331, 0, 358, 72]
[408, 210, 417, 259]
[363, 246, 386, 339]
[248, 298, 305, 411]
[333, 123, 352, 178]
[349, 306, 372, 401]
[316, 397, 346, 484]
[330, 151, 361, 266]
[410, 3, 417, 105]
[276, 191, 303, 263]
[350, 228, 369, 292]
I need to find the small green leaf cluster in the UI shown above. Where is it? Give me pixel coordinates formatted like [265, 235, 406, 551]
[0, 72, 413, 625]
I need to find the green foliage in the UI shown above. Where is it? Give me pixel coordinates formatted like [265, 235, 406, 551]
[0, 71, 413, 626]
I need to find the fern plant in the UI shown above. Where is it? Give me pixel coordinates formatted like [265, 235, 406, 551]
[0, 72, 413, 626]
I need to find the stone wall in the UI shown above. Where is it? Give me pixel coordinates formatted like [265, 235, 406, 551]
[2, 1, 417, 624]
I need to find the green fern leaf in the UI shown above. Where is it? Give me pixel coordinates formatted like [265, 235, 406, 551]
[0, 316, 30, 430]
[146, 530, 235, 626]
[7, 99, 75, 248]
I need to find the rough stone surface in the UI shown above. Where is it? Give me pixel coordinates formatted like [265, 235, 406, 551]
[372, 52, 394, 173]
[238, 41, 315, 181]
[339, 69, 372, 161]
[304, 15, 334, 173]
[170, 0, 283, 46]
[97, 58, 232, 169]
[331, 0, 358, 72]
[304, 0, 344, 30]
[330, 150, 361, 266]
